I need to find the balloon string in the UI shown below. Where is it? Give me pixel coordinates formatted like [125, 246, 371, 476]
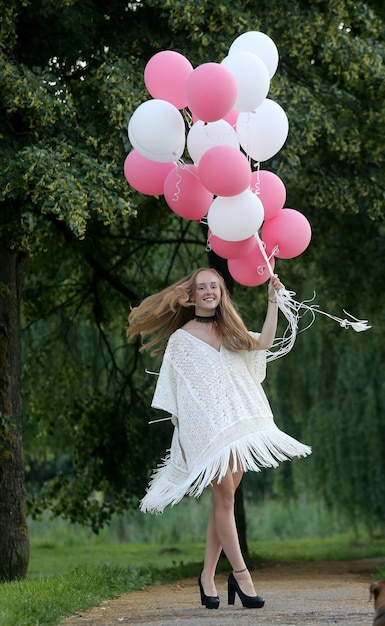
[250, 162, 261, 195]
[176, 159, 201, 179]
[148, 416, 173, 424]
[268, 245, 279, 261]
[256, 233, 275, 277]
[182, 108, 193, 128]
[176, 158, 188, 168]
[172, 170, 182, 202]
[206, 230, 213, 252]
[253, 234, 371, 362]
[172, 160, 202, 202]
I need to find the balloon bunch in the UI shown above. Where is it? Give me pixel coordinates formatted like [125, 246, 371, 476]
[125, 31, 371, 355]
[124, 31, 312, 288]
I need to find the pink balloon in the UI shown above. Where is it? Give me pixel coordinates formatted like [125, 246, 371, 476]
[124, 150, 176, 195]
[207, 230, 258, 259]
[144, 51, 193, 109]
[198, 145, 251, 196]
[163, 164, 213, 220]
[185, 62, 237, 122]
[223, 109, 239, 128]
[250, 170, 286, 220]
[228, 245, 275, 287]
[262, 208, 312, 259]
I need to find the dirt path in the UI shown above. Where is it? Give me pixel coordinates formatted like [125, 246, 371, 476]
[61, 558, 384, 625]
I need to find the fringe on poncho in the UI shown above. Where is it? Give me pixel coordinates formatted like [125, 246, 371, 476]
[140, 329, 311, 514]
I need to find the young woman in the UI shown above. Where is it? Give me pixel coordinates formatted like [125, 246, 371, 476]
[127, 267, 311, 610]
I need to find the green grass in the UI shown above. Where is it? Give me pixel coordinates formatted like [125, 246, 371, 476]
[28, 534, 385, 579]
[254, 535, 385, 562]
[0, 565, 160, 626]
[27, 540, 206, 577]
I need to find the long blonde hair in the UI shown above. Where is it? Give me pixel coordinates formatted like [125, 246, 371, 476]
[127, 267, 259, 356]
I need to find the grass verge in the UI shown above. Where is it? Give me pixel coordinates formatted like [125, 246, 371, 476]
[0, 565, 164, 626]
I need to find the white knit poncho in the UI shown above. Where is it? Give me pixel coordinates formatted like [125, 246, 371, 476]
[140, 329, 311, 514]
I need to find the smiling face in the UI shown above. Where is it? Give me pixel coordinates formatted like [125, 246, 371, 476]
[193, 270, 222, 316]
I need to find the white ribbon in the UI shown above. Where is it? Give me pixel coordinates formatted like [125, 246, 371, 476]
[253, 234, 371, 362]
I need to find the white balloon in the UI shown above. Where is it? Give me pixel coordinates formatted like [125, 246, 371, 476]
[128, 99, 186, 163]
[229, 31, 279, 79]
[207, 189, 264, 241]
[221, 51, 270, 112]
[236, 99, 289, 162]
[187, 119, 239, 164]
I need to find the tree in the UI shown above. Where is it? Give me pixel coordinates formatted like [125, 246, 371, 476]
[0, 245, 29, 580]
[2, 0, 385, 580]
[0, 0, 137, 579]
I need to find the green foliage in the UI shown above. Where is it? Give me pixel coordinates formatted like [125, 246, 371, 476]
[1, 0, 384, 535]
[269, 316, 385, 534]
[1, 2, 136, 247]
[22, 207, 208, 528]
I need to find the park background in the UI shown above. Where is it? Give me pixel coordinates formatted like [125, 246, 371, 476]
[1, 0, 385, 621]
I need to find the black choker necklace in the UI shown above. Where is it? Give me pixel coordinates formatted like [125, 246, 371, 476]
[194, 314, 216, 323]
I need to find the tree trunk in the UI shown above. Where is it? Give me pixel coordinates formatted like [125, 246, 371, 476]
[235, 481, 250, 562]
[0, 246, 29, 581]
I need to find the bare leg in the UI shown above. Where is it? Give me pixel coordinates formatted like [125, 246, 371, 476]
[200, 465, 256, 597]
[200, 508, 222, 596]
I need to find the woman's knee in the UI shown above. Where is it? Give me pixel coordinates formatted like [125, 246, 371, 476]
[213, 490, 234, 512]
[211, 476, 236, 510]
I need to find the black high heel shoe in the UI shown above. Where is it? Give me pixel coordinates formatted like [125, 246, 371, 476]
[198, 575, 220, 609]
[228, 570, 265, 609]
